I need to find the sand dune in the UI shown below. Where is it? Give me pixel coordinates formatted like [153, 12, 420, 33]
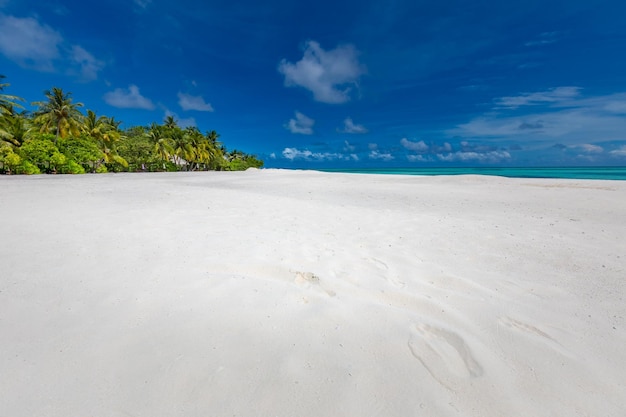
[1, 170, 625, 416]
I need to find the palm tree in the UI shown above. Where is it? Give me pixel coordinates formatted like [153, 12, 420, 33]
[83, 109, 127, 167]
[149, 123, 174, 167]
[0, 108, 32, 147]
[184, 127, 214, 171]
[171, 128, 194, 169]
[32, 87, 84, 142]
[0, 75, 24, 115]
[164, 115, 178, 130]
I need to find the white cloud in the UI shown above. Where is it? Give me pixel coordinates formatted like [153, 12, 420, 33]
[400, 138, 428, 152]
[609, 146, 626, 157]
[369, 150, 394, 161]
[0, 14, 104, 80]
[451, 90, 626, 146]
[339, 117, 368, 133]
[494, 86, 581, 109]
[0, 14, 62, 71]
[437, 151, 511, 163]
[575, 144, 603, 153]
[71, 45, 104, 81]
[284, 111, 314, 135]
[278, 41, 365, 104]
[407, 154, 431, 162]
[282, 148, 345, 161]
[104, 85, 155, 110]
[343, 140, 355, 152]
[177, 92, 214, 112]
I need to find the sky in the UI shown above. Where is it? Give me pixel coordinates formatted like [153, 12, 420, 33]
[1, 0, 626, 168]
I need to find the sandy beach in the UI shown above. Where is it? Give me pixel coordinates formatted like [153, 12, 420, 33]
[1, 170, 625, 416]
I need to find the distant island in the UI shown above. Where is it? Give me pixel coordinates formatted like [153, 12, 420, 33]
[0, 76, 263, 174]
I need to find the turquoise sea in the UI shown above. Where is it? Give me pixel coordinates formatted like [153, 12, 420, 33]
[319, 167, 626, 180]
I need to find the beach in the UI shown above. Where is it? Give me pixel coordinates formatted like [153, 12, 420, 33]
[1, 170, 625, 416]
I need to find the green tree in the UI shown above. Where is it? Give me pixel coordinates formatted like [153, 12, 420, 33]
[57, 135, 104, 171]
[19, 135, 66, 172]
[148, 123, 175, 168]
[0, 75, 25, 115]
[32, 87, 84, 142]
[82, 109, 127, 168]
[0, 109, 33, 147]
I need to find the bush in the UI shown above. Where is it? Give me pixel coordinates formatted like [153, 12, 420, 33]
[95, 164, 108, 173]
[0, 149, 21, 174]
[17, 160, 40, 175]
[60, 160, 85, 174]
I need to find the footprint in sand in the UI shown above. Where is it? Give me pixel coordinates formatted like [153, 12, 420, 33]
[408, 323, 482, 388]
[367, 257, 406, 288]
[498, 316, 568, 355]
[294, 271, 336, 297]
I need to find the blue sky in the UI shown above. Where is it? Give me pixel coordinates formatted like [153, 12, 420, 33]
[1, 0, 626, 167]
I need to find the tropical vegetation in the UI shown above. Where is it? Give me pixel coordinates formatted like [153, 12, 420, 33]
[0, 76, 263, 175]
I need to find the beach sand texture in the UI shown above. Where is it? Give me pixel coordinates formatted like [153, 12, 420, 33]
[1, 170, 625, 416]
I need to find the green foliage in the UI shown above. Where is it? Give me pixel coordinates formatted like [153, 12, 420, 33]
[19, 137, 61, 167]
[0, 147, 21, 173]
[117, 132, 157, 166]
[2, 82, 263, 175]
[17, 160, 40, 175]
[32, 87, 84, 140]
[95, 164, 108, 173]
[57, 135, 103, 168]
[60, 159, 86, 174]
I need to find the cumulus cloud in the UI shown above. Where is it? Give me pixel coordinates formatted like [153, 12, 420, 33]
[609, 146, 626, 157]
[278, 41, 365, 104]
[104, 85, 155, 110]
[177, 92, 214, 112]
[400, 138, 429, 153]
[339, 118, 368, 133]
[494, 86, 581, 109]
[575, 144, 603, 153]
[437, 151, 511, 163]
[451, 90, 626, 145]
[369, 150, 394, 161]
[0, 14, 104, 79]
[0, 14, 62, 71]
[70, 45, 104, 81]
[284, 111, 315, 135]
[282, 148, 345, 161]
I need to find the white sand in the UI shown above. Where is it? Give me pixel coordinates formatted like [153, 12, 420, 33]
[1, 170, 625, 416]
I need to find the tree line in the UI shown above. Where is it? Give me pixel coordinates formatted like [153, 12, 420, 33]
[0, 76, 263, 174]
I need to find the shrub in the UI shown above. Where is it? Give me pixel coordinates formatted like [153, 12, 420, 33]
[61, 160, 85, 174]
[17, 160, 40, 175]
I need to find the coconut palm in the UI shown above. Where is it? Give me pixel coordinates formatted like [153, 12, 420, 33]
[83, 109, 127, 167]
[171, 128, 194, 169]
[163, 115, 178, 130]
[184, 127, 214, 171]
[149, 123, 174, 166]
[0, 75, 24, 115]
[0, 109, 32, 147]
[32, 87, 84, 142]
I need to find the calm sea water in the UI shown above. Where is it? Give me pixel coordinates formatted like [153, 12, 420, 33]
[319, 167, 626, 180]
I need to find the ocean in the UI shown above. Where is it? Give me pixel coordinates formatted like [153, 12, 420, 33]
[319, 167, 626, 180]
